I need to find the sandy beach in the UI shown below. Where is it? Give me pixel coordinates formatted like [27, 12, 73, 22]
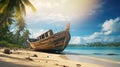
[0, 48, 119, 67]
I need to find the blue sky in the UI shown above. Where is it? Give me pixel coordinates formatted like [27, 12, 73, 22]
[25, 0, 120, 44]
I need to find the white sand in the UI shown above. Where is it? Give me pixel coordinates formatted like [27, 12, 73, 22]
[0, 48, 113, 67]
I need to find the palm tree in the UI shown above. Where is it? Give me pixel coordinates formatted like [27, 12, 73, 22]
[21, 29, 30, 45]
[0, 0, 36, 26]
[15, 17, 26, 43]
[0, 0, 35, 44]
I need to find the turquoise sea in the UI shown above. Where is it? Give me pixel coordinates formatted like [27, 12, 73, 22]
[63, 46, 120, 61]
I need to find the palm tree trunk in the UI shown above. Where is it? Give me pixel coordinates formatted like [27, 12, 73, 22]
[0, 13, 8, 26]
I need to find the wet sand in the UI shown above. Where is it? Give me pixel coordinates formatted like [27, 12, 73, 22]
[0, 48, 119, 67]
[62, 55, 120, 67]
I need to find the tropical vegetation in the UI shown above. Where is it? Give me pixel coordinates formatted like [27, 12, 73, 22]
[69, 42, 120, 47]
[0, 0, 35, 47]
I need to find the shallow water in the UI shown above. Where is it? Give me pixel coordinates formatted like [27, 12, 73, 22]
[63, 46, 120, 61]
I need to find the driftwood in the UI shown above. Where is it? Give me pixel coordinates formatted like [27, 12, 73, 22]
[3, 48, 12, 54]
[32, 54, 38, 57]
[25, 57, 33, 61]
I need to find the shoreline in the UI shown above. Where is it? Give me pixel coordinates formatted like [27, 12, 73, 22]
[61, 54, 120, 63]
[60, 54, 120, 67]
[0, 48, 119, 67]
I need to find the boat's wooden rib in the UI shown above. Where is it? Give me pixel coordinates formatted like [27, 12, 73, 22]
[27, 23, 71, 53]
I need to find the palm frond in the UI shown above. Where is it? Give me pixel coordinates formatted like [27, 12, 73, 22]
[0, 0, 9, 13]
[16, 16, 26, 32]
[20, 0, 26, 16]
[22, 0, 36, 12]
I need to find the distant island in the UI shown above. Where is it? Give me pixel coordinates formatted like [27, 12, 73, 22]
[69, 42, 120, 47]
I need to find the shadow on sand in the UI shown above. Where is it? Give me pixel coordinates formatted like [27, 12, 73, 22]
[0, 54, 33, 67]
[0, 60, 33, 67]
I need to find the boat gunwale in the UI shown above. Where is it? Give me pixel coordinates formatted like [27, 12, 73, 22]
[29, 30, 68, 43]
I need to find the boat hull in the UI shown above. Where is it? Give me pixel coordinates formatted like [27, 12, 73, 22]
[28, 31, 70, 53]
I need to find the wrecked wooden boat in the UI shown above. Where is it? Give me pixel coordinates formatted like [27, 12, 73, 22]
[27, 23, 71, 53]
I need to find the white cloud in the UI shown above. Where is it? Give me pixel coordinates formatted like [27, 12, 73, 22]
[26, 0, 100, 24]
[84, 17, 120, 43]
[104, 30, 112, 35]
[84, 32, 103, 43]
[69, 36, 81, 44]
[88, 32, 102, 40]
[102, 17, 120, 35]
